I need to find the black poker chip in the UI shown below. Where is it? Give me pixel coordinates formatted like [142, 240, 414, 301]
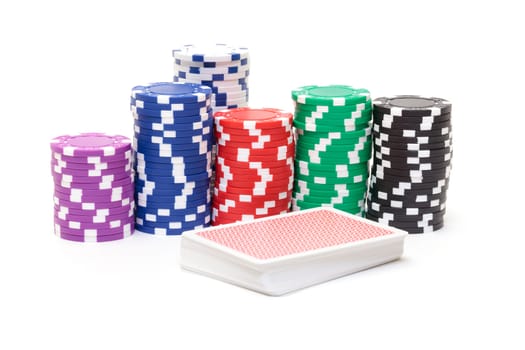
[368, 186, 447, 203]
[373, 145, 453, 158]
[373, 158, 452, 171]
[374, 138, 452, 150]
[373, 131, 452, 144]
[372, 96, 452, 117]
[366, 206, 447, 222]
[366, 214, 445, 234]
[373, 113, 452, 125]
[373, 123, 451, 137]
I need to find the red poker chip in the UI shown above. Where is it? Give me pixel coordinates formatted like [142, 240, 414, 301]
[214, 107, 293, 130]
[212, 201, 291, 216]
[213, 187, 292, 203]
[217, 143, 295, 158]
[216, 135, 294, 149]
[217, 152, 294, 163]
[215, 161, 293, 178]
[214, 190, 292, 206]
[215, 156, 293, 169]
[214, 128, 294, 143]
[211, 208, 290, 226]
[214, 181, 293, 195]
[215, 173, 293, 187]
[214, 124, 293, 137]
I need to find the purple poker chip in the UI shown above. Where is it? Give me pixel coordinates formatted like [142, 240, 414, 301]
[53, 196, 134, 210]
[54, 215, 134, 230]
[51, 163, 131, 177]
[52, 150, 132, 164]
[53, 189, 134, 203]
[50, 133, 131, 157]
[54, 221, 134, 236]
[51, 158, 130, 170]
[52, 171, 132, 184]
[55, 206, 134, 223]
[54, 224, 135, 242]
[56, 174, 133, 190]
[54, 203, 134, 217]
[54, 183, 133, 196]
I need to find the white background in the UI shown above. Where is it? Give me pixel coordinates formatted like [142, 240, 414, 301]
[0, 0, 524, 349]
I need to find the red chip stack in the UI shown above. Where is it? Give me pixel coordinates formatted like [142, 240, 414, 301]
[212, 108, 295, 225]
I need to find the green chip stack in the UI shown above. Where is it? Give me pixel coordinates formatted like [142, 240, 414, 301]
[291, 85, 373, 215]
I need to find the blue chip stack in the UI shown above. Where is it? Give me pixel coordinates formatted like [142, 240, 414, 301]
[131, 82, 213, 235]
[172, 44, 249, 113]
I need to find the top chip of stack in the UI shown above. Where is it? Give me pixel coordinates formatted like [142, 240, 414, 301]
[131, 82, 214, 235]
[50, 133, 135, 242]
[291, 85, 373, 216]
[172, 44, 249, 112]
[366, 95, 453, 233]
[212, 107, 295, 226]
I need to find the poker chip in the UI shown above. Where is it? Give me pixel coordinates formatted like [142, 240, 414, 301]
[212, 108, 294, 225]
[132, 82, 213, 235]
[291, 85, 372, 215]
[366, 95, 453, 233]
[172, 44, 249, 114]
[50, 133, 135, 242]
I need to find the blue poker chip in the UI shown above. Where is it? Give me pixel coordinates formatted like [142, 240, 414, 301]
[134, 144, 212, 158]
[215, 91, 249, 101]
[174, 57, 249, 68]
[185, 65, 242, 74]
[135, 157, 209, 171]
[135, 183, 210, 196]
[136, 193, 210, 208]
[135, 163, 208, 176]
[131, 82, 212, 104]
[135, 177, 210, 191]
[135, 221, 210, 235]
[133, 131, 213, 146]
[197, 77, 248, 86]
[133, 125, 211, 138]
[135, 151, 211, 165]
[176, 70, 250, 82]
[136, 169, 211, 183]
[172, 44, 249, 63]
[134, 118, 213, 132]
[136, 195, 211, 210]
[130, 97, 209, 111]
[136, 207, 211, 223]
[134, 139, 212, 154]
[132, 106, 212, 119]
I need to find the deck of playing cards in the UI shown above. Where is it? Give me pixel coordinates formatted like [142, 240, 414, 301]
[180, 207, 408, 296]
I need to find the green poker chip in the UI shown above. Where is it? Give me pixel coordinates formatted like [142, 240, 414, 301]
[296, 139, 372, 153]
[292, 85, 370, 106]
[294, 159, 369, 174]
[293, 191, 366, 205]
[292, 198, 365, 215]
[294, 119, 371, 133]
[295, 144, 372, 163]
[295, 171, 369, 185]
[294, 100, 372, 113]
[294, 179, 368, 194]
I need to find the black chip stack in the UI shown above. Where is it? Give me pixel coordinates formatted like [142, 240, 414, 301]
[366, 95, 452, 233]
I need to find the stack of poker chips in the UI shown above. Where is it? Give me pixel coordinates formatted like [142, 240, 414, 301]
[131, 82, 213, 235]
[172, 44, 249, 112]
[366, 95, 452, 233]
[212, 107, 295, 225]
[50, 133, 135, 242]
[291, 85, 373, 216]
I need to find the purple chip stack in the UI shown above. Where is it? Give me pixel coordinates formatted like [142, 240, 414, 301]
[50, 133, 135, 242]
